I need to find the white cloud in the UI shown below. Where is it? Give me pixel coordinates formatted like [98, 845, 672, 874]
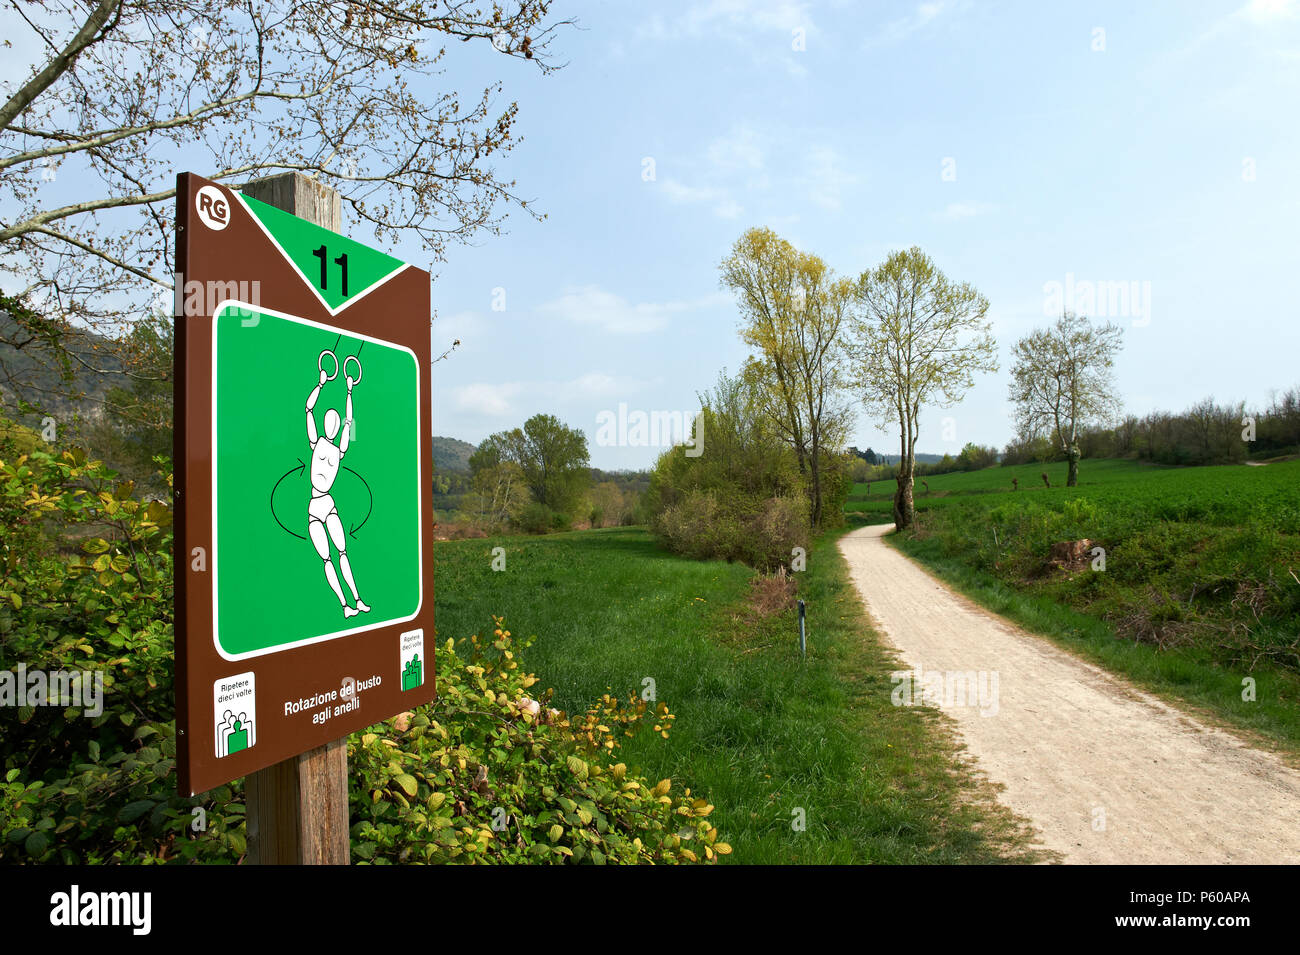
[636, 0, 817, 73]
[661, 178, 724, 204]
[706, 125, 765, 173]
[554, 372, 660, 402]
[1164, 0, 1299, 62]
[864, 0, 966, 47]
[660, 178, 745, 219]
[431, 309, 482, 344]
[678, 0, 814, 37]
[1241, 0, 1298, 23]
[537, 285, 730, 335]
[802, 145, 857, 212]
[938, 200, 998, 220]
[452, 382, 524, 417]
[714, 198, 745, 219]
[449, 373, 661, 422]
[562, 372, 622, 397]
[650, 125, 769, 219]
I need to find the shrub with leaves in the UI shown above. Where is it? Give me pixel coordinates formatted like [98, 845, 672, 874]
[0, 444, 243, 863]
[646, 370, 811, 570]
[350, 618, 729, 864]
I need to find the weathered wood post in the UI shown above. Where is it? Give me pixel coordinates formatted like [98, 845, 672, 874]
[240, 171, 350, 866]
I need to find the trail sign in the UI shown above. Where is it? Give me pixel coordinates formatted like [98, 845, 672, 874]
[175, 172, 436, 796]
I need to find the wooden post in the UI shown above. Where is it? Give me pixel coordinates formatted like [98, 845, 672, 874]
[240, 171, 350, 865]
[245, 738, 350, 864]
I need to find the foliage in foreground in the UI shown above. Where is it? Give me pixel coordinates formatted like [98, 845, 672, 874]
[0, 437, 724, 863]
[351, 620, 728, 864]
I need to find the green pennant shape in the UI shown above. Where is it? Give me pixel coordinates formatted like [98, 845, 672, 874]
[239, 192, 407, 313]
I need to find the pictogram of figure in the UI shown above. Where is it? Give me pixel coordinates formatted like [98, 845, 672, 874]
[306, 350, 370, 618]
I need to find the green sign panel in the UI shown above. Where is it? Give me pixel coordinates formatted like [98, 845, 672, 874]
[240, 193, 407, 313]
[211, 303, 423, 659]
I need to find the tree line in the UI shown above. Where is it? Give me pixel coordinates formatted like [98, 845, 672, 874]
[1005, 387, 1300, 467]
[455, 412, 644, 536]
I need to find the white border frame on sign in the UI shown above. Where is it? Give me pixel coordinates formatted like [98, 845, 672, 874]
[208, 299, 425, 662]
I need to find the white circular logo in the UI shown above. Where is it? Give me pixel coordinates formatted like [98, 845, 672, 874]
[195, 185, 231, 231]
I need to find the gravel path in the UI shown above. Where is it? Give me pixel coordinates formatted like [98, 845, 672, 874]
[839, 522, 1300, 864]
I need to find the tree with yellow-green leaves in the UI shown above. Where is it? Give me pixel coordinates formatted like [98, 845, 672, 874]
[720, 227, 853, 528]
[850, 247, 997, 531]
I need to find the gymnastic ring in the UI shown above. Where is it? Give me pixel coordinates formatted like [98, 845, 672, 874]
[343, 354, 363, 386]
[318, 349, 339, 381]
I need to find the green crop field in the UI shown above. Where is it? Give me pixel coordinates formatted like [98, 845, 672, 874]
[856, 459, 1300, 753]
[846, 458, 1171, 521]
[432, 527, 1040, 863]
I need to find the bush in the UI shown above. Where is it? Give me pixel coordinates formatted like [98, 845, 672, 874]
[0, 444, 234, 863]
[517, 502, 554, 535]
[653, 489, 808, 571]
[741, 496, 810, 571]
[654, 490, 726, 562]
[350, 618, 729, 863]
[646, 370, 813, 567]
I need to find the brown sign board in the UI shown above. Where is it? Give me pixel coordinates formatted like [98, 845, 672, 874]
[174, 172, 436, 796]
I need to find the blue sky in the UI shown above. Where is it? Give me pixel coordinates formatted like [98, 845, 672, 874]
[6, 2, 1297, 470]
[415, 0, 1300, 469]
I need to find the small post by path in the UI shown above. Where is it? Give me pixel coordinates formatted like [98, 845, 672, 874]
[241, 171, 350, 866]
[797, 598, 807, 660]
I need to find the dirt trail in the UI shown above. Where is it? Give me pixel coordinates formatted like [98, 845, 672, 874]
[839, 523, 1300, 864]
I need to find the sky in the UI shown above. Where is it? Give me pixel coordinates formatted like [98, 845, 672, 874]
[415, 0, 1300, 468]
[7, 1, 1300, 470]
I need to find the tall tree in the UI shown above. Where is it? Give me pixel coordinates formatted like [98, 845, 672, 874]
[1008, 311, 1123, 486]
[1, 0, 570, 413]
[475, 413, 589, 516]
[851, 246, 997, 530]
[466, 432, 528, 528]
[720, 227, 852, 528]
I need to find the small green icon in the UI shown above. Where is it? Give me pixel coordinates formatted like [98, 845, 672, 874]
[216, 704, 255, 758]
[401, 654, 422, 691]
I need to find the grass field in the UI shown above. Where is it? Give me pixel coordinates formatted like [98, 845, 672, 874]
[433, 527, 1040, 863]
[846, 458, 1170, 520]
[852, 458, 1300, 754]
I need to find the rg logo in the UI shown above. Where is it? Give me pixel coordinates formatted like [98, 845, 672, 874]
[196, 185, 230, 230]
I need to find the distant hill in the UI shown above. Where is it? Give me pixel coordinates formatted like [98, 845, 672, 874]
[0, 310, 128, 423]
[432, 435, 476, 473]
